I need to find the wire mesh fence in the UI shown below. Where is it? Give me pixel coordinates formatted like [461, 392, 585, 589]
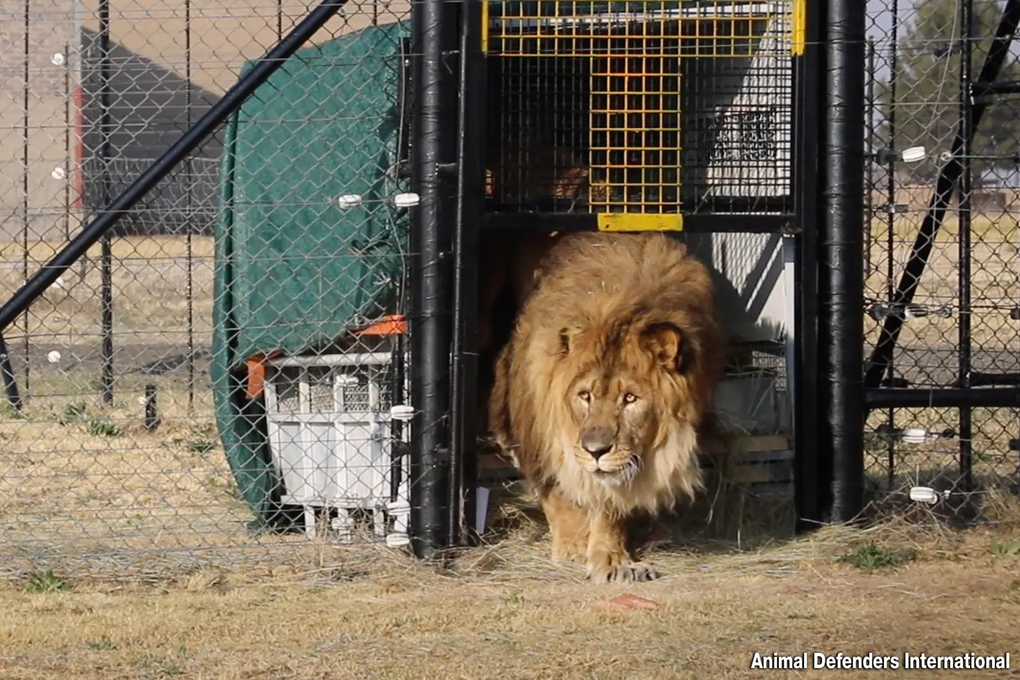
[0, 0, 415, 578]
[863, 0, 1020, 515]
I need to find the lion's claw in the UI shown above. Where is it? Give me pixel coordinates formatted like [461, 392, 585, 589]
[585, 561, 659, 584]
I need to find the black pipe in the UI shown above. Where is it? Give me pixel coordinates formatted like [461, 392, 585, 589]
[64, 41, 71, 242]
[0, 335, 22, 412]
[408, 0, 456, 559]
[958, 0, 974, 492]
[143, 383, 160, 431]
[866, 388, 1020, 409]
[864, 39, 875, 277]
[822, 0, 866, 523]
[0, 0, 350, 338]
[99, 0, 113, 405]
[792, 0, 825, 530]
[186, 0, 195, 409]
[864, 0, 1020, 387]
[21, 0, 30, 401]
[448, 0, 485, 547]
[970, 371, 1020, 387]
[886, 0, 899, 488]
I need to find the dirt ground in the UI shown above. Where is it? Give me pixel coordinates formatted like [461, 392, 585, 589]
[0, 520, 1019, 680]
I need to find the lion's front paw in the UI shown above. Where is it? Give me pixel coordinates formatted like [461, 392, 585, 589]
[585, 559, 659, 584]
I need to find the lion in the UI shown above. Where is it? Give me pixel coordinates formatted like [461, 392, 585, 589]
[488, 231, 724, 583]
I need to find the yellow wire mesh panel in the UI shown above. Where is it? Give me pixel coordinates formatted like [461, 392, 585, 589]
[484, 0, 797, 215]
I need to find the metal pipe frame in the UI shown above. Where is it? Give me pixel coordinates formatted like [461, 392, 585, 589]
[791, 0, 825, 530]
[821, 0, 867, 523]
[448, 0, 486, 547]
[958, 0, 974, 491]
[408, 0, 458, 559]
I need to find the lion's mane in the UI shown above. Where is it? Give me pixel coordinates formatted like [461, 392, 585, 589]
[489, 231, 725, 518]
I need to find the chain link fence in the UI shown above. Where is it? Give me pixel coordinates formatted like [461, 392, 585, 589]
[0, 0, 415, 578]
[863, 0, 1020, 515]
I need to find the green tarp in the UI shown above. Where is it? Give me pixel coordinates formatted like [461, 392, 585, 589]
[212, 22, 410, 529]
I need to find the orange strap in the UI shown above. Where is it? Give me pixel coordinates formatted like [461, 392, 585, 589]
[245, 350, 284, 400]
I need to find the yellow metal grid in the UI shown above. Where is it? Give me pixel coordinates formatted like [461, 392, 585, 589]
[485, 1, 796, 223]
[589, 40, 681, 213]
[486, 1, 796, 59]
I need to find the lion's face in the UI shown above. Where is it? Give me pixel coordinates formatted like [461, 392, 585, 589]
[561, 321, 689, 488]
[567, 370, 658, 486]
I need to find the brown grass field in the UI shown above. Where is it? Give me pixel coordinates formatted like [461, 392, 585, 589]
[0, 224, 1019, 677]
[1, 520, 1020, 679]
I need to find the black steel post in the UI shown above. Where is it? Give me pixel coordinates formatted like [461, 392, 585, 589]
[448, 0, 485, 546]
[864, 39, 875, 277]
[885, 0, 899, 487]
[99, 0, 114, 405]
[792, 0, 825, 530]
[0, 335, 22, 412]
[0, 0, 350, 339]
[822, 0, 866, 523]
[143, 382, 160, 431]
[958, 0, 974, 492]
[408, 0, 456, 558]
[865, 0, 1020, 387]
[867, 387, 1020, 409]
[22, 0, 31, 399]
[186, 0, 195, 409]
[64, 41, 72, 242]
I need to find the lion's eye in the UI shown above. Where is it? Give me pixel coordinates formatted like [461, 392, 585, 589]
[623, 393, 638, 404]
[578, 390, 591, 403]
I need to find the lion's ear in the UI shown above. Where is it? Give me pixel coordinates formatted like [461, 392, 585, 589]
[640, 322, 688, 372]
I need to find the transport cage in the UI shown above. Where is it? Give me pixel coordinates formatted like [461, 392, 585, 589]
[483, 0, 798, 216]
[262, 350, 412, 545]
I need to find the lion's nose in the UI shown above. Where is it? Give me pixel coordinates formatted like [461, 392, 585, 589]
[581, 432, 613, 460]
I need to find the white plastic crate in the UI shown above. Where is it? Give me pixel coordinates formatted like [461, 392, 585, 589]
[262, 352, 411, 544]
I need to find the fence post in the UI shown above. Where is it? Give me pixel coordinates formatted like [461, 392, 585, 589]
[408, 0, 457, 558]
[822, 0, 866, 522]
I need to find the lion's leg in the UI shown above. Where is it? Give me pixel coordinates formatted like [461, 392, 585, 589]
[540, 488, 589, 563]
[585, 511, 658, 584]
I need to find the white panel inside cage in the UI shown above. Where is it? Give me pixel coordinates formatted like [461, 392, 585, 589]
[274, 421, 327, 504]
[333, 418, 390, 504]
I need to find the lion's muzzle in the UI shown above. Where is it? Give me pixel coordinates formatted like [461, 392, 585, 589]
[580, 428, 614, 461]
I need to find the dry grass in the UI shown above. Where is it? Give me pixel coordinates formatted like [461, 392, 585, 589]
[1, 520, 1019, 679]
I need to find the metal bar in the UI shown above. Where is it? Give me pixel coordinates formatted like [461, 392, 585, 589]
[64, 42, 71, 242]
[0, 335, 22, 412]
[971, 79, 1020, 97]
[864, 0, 1020, 387]
[970, 372, 1020, 387]
[822, 0, 866, 523]
[0, 0, 350, 337]
[792, 0, 824, 530]
[99, 0, 113, 405]
[866, 388, 1020, 409]
[21, 0, 30, 401]
[958, 0, 974, 491]
[482, 213, 793, 233]
[864, 38, 875, 277]
[408, 0, 456, 559]
[186, 0, 195, 409]
[886, 0, 899, 487]
[448, 0, 485, 547]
